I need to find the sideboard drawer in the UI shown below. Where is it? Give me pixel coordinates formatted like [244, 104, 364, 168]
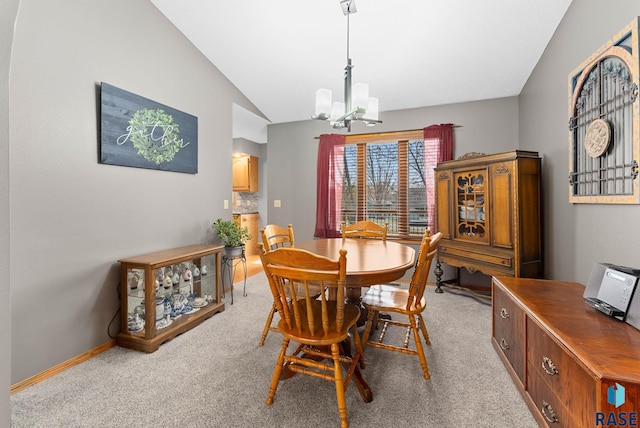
[493, 283, 526, 383]
[527, 318, 596, 427]
[527, 370, 572, 427]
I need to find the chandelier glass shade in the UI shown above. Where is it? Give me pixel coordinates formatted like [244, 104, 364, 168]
[312, 0, 381, 131]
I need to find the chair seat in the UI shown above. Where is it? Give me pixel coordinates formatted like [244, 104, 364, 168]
[362, 284, 426, 314]
[278, 301, 360, 344]
[286, 280, 324, 300]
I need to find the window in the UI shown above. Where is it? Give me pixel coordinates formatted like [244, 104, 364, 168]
[314, 126, 453, 239]
[341, 130, 432, 239]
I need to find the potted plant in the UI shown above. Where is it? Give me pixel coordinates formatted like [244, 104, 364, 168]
[212, 218, 251, 256]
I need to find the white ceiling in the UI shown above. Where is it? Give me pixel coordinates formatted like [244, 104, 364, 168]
[151, 0, 572, 140]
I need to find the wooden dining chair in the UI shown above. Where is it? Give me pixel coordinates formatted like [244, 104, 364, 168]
[258, 224, 324, 346]
[341, 220, 388, 240]
[259, 246, 364, 428]
[361, 228, 442, 379]
[260, 223, 295, 250]
[258, 224, 295, 346]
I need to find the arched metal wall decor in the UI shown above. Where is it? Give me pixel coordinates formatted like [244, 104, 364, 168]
[568, 17, 640, 204]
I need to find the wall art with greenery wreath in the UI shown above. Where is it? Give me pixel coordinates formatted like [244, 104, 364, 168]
[100, 82, 198, 173]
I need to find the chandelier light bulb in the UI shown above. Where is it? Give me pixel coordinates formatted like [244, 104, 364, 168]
[315, 88, 333, 119]
[352, 82, 369, 110]
[330, 101, 345, 121]
[364, 97, 379, 121]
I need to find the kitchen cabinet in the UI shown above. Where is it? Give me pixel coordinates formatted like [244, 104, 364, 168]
[434, 150, 542, 291]
[232, 155, 259, 192]
[492, 276, 640, 427]
[117, 244, 224, 353]
[233, 213, 259, 256]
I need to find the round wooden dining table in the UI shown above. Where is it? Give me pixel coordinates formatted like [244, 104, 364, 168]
[295, 237, 416, 290]
[295, 238, 416, 328]
[294, 237, 416, 403]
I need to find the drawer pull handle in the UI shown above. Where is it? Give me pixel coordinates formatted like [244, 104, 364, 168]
[500, 338, 509, 350]
[541, 400, 558, 423]
[542, 356, 558, 376]
[500, 308, 510, 319]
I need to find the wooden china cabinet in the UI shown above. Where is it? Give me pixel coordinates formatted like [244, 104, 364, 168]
[433, 150, 543, 292]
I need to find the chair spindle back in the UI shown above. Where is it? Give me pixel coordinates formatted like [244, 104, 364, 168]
[407, 229, 442, 310]
[261, 224, 295, 250]
[260, 247, 348, 336]
[341, 220, 388, 240]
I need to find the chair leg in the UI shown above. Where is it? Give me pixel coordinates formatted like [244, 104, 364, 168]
[267, 338, 289, 405]
[331, 343, 349, 428]
[361, 309, 377, 351]
[409, 315, 430, 380]
[350, 325, 365, 369]
[259, 303, 277, 346]
[417, 313, 431, 345]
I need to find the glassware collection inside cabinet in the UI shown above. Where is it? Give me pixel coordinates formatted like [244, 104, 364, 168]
[118, 244, 225, 353]
[454, 169, 488, 243]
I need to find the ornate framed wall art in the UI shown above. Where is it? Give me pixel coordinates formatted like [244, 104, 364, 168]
[100, 82, 198, 174]
[568, 17, 640, 204]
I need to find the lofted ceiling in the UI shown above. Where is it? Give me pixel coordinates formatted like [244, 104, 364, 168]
[151, 0, 572, 138]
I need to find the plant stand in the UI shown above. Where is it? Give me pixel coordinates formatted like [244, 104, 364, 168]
[221, 252, 247, 304]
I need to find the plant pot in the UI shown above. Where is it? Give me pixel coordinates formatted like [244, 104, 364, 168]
[224, 245, 244, 257]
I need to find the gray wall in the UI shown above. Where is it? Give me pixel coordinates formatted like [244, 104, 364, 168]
[2, 0, 19, 423]
[266, 97, 520, 243]
[8, 0, 263, 384]
[519, 0, 640, 284]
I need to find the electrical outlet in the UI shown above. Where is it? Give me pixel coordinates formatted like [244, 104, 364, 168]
[224, 200, 229, 209]
[274, 199, 281, 208]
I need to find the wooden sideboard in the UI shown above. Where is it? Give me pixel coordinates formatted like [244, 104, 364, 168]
[492, 276, 640, 427]
[434, 151, 542, 292]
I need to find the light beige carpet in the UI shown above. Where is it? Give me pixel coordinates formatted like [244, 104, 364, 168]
[11, 272, 537, 428]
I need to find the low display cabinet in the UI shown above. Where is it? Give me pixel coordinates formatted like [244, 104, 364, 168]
[117, 244, 225, 353]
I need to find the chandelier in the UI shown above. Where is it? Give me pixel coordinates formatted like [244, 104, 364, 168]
[312, 0, 381, 131]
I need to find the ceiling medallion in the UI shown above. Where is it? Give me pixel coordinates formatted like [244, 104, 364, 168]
[584, 118, 611, 158]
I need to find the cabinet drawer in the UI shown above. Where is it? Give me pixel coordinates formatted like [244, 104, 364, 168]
[527, 318, 596, 426]
[441, 245, 513, 268]
[493, 285, 525, 383]
[528, 371, 572, 427]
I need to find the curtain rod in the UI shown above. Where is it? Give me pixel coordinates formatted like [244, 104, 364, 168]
[313, 125, 462, 139]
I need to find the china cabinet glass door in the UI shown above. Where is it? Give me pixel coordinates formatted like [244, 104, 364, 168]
[454, 169, 488, 243]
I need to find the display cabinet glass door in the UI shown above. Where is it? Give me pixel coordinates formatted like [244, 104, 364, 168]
[123, 254, 219, 337]
[454, 169, 488, 243]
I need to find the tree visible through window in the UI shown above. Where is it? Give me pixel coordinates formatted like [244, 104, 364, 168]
[342, 133, 431, 239]
[315, 126, 453, 240]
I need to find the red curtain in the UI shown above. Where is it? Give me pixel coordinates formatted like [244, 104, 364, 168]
[424, 124, 454, 232]
[314, 134, 345, 238]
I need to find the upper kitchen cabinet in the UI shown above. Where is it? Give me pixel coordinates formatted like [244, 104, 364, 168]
[232, 155, 259, 192]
